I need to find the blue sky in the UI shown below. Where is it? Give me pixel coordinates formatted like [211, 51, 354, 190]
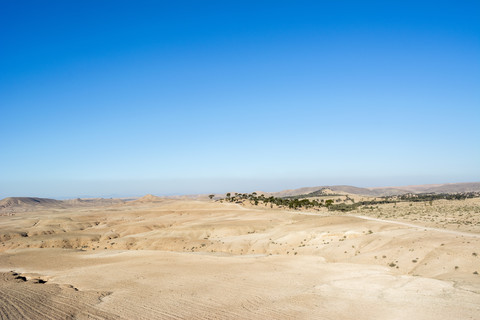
[1, 1, 479, 198]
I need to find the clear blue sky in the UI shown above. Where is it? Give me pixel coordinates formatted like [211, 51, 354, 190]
[1, 1, 479, 198]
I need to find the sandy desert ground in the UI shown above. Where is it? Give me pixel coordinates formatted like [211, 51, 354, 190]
[1, 197, 479, 319]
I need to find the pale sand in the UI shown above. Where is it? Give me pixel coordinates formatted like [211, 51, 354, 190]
[1, 199, 479, 319]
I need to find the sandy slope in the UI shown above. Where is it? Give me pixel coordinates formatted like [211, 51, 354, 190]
[0, 199, 479, 319]
[0, 271, 113, 319]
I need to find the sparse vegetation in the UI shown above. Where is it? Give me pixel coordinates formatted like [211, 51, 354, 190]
[219, 191, 480, 224]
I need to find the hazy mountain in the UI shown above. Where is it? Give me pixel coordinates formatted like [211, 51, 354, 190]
[0, 196, 126, 214]
[263, 182, 480, 198]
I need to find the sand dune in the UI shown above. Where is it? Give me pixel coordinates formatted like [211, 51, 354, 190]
[0, 198, 479, 319]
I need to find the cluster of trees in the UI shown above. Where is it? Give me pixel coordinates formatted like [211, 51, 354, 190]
[397, 192, 480, 202]
[219, 191, 480, 212]
[222, 192, 337, 210]
[283, 189, 343, 199]
[325, 192, 480, 211]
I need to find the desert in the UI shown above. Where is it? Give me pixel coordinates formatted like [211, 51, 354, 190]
[3, 2, 479, 319]
[1, 184, 480, 319]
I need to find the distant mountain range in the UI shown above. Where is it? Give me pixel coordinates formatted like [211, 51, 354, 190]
[0, 197, 126, 214]
[262, 182, 480, 197]
[1, 182, 479, 213]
